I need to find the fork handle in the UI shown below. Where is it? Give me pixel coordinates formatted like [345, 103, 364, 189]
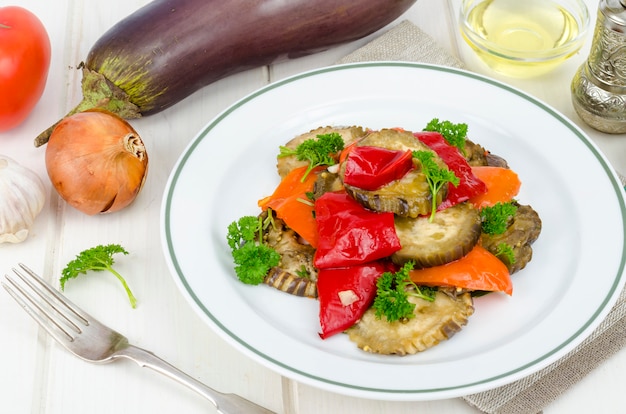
[116, 345, 276, 414]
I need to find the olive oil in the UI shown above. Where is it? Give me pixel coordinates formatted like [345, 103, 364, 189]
[461, 0, 586, 77]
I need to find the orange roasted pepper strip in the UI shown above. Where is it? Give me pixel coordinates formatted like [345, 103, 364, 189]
[409, 245, 512, 295]
[468, 166, 521, 208]
[338, 140, 358, 164]
[258, 165, 321, 247]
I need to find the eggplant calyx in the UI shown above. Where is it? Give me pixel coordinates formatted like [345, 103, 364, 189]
[34, 67, 141, 147]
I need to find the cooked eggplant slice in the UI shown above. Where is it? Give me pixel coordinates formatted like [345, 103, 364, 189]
[312, 170, 343, 200]
[463, 138, 510, 168]
[341, 128, 447, 218]
[463, 138, 489, 166]
[392, 202, 482, 268]
[481, 203, 542, 274]
[485, 152, 509, 168]
[261, 211, 318, 298]
[265, 266, 317, 298]
[347, 288, 474, 355]
[356, 128, 433, 152]
[276, 125, 366, 178]
[344, 170, 441, 218]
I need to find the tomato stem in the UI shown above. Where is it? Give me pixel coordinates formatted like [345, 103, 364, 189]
[0, 24, 11, 29]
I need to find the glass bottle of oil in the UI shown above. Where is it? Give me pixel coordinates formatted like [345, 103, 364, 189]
[460, 0, 589, 77]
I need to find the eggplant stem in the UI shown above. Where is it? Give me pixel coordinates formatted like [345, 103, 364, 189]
[34, 67, 142, 147]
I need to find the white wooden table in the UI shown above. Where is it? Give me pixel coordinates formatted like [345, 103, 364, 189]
[2, 1, 625, 413]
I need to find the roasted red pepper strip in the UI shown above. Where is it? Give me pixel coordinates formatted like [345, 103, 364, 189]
[258, 165, 321, 247]
[413, 131, 487, 209]
[342, 146, 415, 190]
[409, 245, 512, 295]
[313, 191, 401, 269]
[317, 261, 391, 339]
[468, 166, 521, 208]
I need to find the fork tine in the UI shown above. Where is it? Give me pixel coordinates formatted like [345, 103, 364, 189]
[3, 273, 73, 343]
[16, 263, 89, 325]
[2, 263, 89, 345]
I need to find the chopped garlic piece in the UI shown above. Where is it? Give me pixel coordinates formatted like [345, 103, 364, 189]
[327, 164, 340, 174]
[338, 289, 359, 306]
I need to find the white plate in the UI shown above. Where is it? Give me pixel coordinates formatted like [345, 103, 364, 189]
[161, 63, 626, 401]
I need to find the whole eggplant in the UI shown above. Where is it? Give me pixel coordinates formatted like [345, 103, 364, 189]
[35, 0, 417, 146]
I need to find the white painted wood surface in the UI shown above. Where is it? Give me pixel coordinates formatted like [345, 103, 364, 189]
[2, 0, 624, 413]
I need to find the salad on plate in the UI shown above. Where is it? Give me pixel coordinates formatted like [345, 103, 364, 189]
[226, 118, 542, 355]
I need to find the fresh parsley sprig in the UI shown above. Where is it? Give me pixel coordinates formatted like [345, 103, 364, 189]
[480, 201, 518, 235]
[278, 132, 344, 182]
[495, 242, 516, 265]
[412, 150, 460, 222]
[60, 244, 137, 308]
[373, 262, 436, 323]
[480, 203, 518, 266]
[227, 214, 280, 285]
[227, 216, 262, 249]
[423, 118, 468, 155]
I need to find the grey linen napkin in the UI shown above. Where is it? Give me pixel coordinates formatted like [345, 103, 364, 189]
[338, 20, 626, 414]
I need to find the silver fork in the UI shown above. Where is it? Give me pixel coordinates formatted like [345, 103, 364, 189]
[2, 263, 275, 414]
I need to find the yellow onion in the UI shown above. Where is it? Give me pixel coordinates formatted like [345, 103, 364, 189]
[45, 110, 148, 215]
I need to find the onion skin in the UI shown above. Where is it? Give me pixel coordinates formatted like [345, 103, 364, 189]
[45, 110, 148, 215]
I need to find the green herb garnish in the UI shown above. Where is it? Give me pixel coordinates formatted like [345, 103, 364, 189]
[373, 262, 437, 323]
[227, 215, 280, 285]
[495, 242, 516, 264]
[60, 244, 137, 308]
[412, 150, 460, 222]
[278, 132, 344, 182]
[480, 201, 518, 235]
[423, 118, 468, 154]
[295, 265, 311, 279]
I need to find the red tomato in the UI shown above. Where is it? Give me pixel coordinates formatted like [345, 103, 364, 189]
[0, 6, 51, 132]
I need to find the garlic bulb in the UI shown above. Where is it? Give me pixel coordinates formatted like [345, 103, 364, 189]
[0, 155, 46, 243]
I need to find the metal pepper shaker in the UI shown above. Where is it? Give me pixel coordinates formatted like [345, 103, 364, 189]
[571, 0, 626, 134]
